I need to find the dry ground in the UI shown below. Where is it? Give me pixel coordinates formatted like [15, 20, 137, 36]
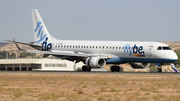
[0, 73, 180, 101]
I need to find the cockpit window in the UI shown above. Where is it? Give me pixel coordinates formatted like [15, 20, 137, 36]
[157, 47, 162, 50]
[157, 46, 172, 50]
[163, 47, 172, 50]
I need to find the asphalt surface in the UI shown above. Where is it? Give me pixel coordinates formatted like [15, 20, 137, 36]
[0, 71, 180, 75]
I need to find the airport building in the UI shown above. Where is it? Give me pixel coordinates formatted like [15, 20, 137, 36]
[0, 58, 177, 72]
[0, 58, 84, 71]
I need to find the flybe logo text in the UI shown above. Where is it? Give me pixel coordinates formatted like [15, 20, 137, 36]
[35, 21, 47, 44]
[124, 44, 145, 57]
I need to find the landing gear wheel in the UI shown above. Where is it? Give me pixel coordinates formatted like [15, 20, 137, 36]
[82, 66, 91, 72]
[157, 68, 162, 72]
[82, 66, 87, 72]
[111, 66, 115, 72]
[115, 66, 120, 72]
[87, 67, 91, 72]
[111, 66, 120, 72]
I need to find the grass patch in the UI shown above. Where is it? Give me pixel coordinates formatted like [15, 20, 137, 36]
[82, 84, 87, 88]
[100, 87, 107, 92]
[37, 93, 60, 100]
[76, 89, 83, 94]
[97, 81, 108, 85]
[13, 88, 23, 98]
[110, 88, 117, 92]
[2, 81, 9, 86]
[140, 87, 149, 91]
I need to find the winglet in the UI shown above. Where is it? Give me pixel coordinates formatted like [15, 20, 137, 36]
[13, 39, 25, 51]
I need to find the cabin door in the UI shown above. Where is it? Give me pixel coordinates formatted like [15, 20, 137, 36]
[148, 45, 153, 57]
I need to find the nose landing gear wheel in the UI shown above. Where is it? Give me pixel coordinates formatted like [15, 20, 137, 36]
[157, 68, 162, 72]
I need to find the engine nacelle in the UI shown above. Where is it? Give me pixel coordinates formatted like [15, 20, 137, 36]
[85, 57, 106, 68]
[130, 62, 150, 69]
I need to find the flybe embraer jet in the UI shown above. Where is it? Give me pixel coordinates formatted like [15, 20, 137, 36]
[11, 9, 178, 72]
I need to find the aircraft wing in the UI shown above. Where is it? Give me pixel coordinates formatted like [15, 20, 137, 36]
[5, 40, 42, 50]
[26, 50, 88, 58]
[12, 39, 111, 59]
[12, 39, 87, 58]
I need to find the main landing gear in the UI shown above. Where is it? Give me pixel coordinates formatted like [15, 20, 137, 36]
[82, 65, 91, 72]
[111, 66, 120, 72]
[156, 64, 162, 72]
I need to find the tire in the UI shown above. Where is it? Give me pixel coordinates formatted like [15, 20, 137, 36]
[111, 66, 115, 72]
[157, 68, 162, 72]
[87, 67, 91, 72]
[157, 68, 159, 72]
[82, 66, 87, 72]
[115, 66, 120, 72]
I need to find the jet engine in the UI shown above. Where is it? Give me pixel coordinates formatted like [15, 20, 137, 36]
[129, 62, 150, 69]
[85, 57, 106, 68]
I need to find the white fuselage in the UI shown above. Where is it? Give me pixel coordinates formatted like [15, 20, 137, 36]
[43, 40, 178, 64]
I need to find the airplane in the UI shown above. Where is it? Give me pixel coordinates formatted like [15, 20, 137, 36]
[9, 9, 178, 72]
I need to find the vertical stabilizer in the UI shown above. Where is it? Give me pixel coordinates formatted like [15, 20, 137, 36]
[32, 9, 56, 44]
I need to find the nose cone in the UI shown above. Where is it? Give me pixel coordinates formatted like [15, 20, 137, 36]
[164, 51, 178, 63]
[170, 51, 178, 61]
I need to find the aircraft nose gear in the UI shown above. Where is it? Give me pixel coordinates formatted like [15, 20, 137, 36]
[156, 64, 162, 72]
[111, 66, 120, 72]
[157, 68, 162, 72]
[82, 66, 91, 72]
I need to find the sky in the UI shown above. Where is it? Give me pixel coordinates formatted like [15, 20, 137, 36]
[0, 0, 180, 42]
